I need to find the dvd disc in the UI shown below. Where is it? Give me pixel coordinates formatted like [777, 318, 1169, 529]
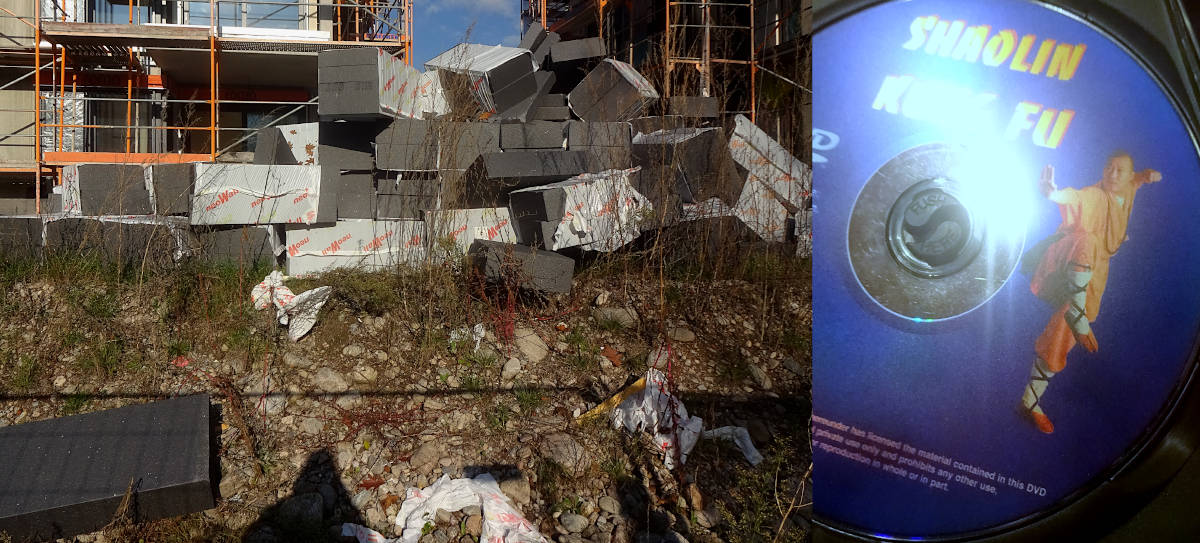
[814, 0, 1200, 539]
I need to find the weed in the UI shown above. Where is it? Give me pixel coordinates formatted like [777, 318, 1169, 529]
[599, 456, 628, 482]
[514, 388, 543, 414]
[461, 374, 483, 393]
[485, 405, 509, 433]
[596, 317, 625, 333]
[84, 291, 119, 320]
[716, 437, 809, 542]
[564, 329, 597, 371]
[535, 459, 567, 504]
[61, 329, 86, 348]
[10, 354, 38, 391]
[62, 393, 90, 414]
[553, 495, 583, 514]
[780, 328, 810, 355]
[168, 339, 192, 358]
[80, 338, 125, 376]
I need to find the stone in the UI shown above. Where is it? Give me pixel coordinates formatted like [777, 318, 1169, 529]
[352, 489, 372, 509]
[462, 505, 482, 517]
[514, 327, 549, 362]
[499, 475, 532, 505]
[315, 367, 351, 393]
[560, 512, 588, 533]
[219, 472, 247, 498]
[282, 351, 313, 368]
[435, 508, 453, 524]
[782, 357, 804, 376]
[541, 433, 587, 471]
[748, 365, 772, 390]
[593, 307, 637, 328]
[258, 394, 287, 416]
[594, 291, 609, 306]
[366, 505, 386, 528]
[647, 345, 670, 370]
[351, 365, 379, 383]
[300, 416, 325, 435]
[410, 441, 441, 470]
[667, 326, 695, 342]
[502, 357, 523, 381]
[52, 375, 66, 389]
[343, 344, 365, 357]
[598, 495, 621, 515]
[277, 492, 324, 528]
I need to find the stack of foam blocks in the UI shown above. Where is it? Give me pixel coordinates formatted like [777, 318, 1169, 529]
[0, 26, 810, 294]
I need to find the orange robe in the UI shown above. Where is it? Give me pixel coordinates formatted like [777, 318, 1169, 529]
[1027, 179, 1143, 371]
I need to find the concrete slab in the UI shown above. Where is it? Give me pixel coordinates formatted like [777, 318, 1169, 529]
[535, 93, 566, 108]
[469, 239, 574, 294]
[43, 217, 182, 270]
[0, 395, 214, 542]
[567, 121, 631, 148]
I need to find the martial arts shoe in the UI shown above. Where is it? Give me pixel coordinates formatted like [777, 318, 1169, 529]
[1076, 330, 1098, 353]
[1030, 411, 1054, 434]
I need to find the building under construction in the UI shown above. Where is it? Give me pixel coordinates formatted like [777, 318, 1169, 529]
[0, 0, 413, 213]
[521, 0, 809, 160]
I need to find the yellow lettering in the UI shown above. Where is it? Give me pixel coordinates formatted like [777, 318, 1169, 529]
[1030, 38, 1056, 75]
[925, 19, 966, 57]
[1047, 43, 1086, 81]
[902, 16, 936, 50]
[950, 25, 990, 63]
[1005, 101, 1042, 140]
[982, 30, 1017, 67]
[1034, 109, 1074, 148]
[1009, 34, 1036, 72]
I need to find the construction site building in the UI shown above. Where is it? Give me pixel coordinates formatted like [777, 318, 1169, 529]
[522, 0, 810, 160]
[0, 0, 412, 214]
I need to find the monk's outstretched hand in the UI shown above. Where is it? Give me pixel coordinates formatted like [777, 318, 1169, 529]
[1138, 169, 1163, 184]
[1039, 164, 1057, 197]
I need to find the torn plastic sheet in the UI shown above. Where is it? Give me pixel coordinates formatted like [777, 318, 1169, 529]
[733, 177, 790, 243]
[251, 271, 333, 341]
[449, 323, 486, 352]
[679, 197, 734, 222]
[728, 114, 811, 211]
[511, 168, 652, 252]
[795, 208, 812, 258]
[338, 473, 548, 543]
[703, 426, 764, 466]
[378, 50, 423, 119]
[610, 369, 703, 470]
[417, 70, 449, 118]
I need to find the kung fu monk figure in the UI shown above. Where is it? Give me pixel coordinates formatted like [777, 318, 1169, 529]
[1019, 151, 1162, 434]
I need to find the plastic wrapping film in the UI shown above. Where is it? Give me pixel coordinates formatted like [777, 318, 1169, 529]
[733, 177, 790, 243]
[510, 168, 653, 252]
[424, 44, 536, 114]
[425, 207, 518, 257]
[59, 164, 80, 215]
[416, 70, 449, 118]
[284, 219, 427, 277]
[190, 164, 325, 225]
[377, 50, 422, 119]
[275, 122, 320, 165]
[728, 114, 810, 210]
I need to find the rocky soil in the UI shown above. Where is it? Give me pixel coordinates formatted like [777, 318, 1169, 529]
[0, 262, 811, 543]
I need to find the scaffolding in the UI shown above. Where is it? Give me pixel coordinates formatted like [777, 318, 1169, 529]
[664, 0, 755, 120]
[4, 0, 412, 213]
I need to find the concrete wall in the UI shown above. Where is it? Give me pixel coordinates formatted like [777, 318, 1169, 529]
[0, 0, 34, 48]
[0, 85, 35, 166]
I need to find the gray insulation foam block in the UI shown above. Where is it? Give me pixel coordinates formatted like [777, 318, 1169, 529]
[469, 239, 574, 294]
[0, 395, 214, 541]
[77, 164, 153, 216]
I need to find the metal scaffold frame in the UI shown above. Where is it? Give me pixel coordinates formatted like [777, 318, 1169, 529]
[10, 0, 413, 213]
[665, 0, 757, 121]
